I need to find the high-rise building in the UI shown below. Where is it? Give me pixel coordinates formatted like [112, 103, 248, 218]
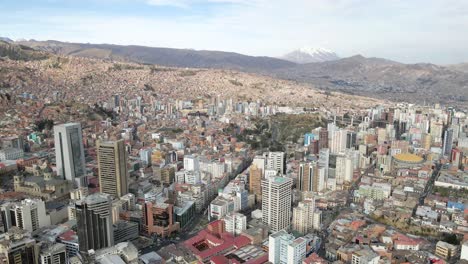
[298, 162, 316, 192]
[318, 129, 328, 149]
[335, 155, 353, 186]
[422, 133, 432, 150]
[75, 193, 114, 254]
[292, 200, 315, 235]
[268, 230, 307, 264]
[249, 164, 263, 202]
[1, 199, 51, 233]
[330, 130, 347, 154]
[54, 123, 86, 182]
[252, 156, 266, 176]
[267, 152, 285, 175]
[442, 128, 454, 156]
[97, 140, 128, 198]
[262, 176, 292, 233]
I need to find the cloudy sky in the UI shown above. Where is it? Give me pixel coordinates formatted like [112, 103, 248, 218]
[1, 0, 467, 64]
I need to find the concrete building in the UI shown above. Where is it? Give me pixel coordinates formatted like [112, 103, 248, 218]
[97, 140, 129, 198]
[292, 200, 321, 234]
[183, 155, 199, 171]
[54, 123, 86, 183]
[330, 129, 347, 154]
[269, 230, 306, 264]
[461, 240, 468, 261]
[75, 193, 114, 254]
[142, 201, 180, 238]
[113, 221, 139, 244]
[0, 199, 51, 233]
[267, 152, 285, 175]
[0, 227, 39, 264]
[435, 241, 457, 260]
[262, 176, 292, 233]
[0, 148, 24, 161]
[39, 243, 67, 264]
[223, 212, 247, 236]
[298, 162, 316, 192]
[442, 128, 454, 156]
[249, 164, 263, 202]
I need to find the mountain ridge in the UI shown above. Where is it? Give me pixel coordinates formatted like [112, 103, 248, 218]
[4, 38, 468, 108]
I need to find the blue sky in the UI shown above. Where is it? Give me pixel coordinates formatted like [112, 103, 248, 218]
[1, 0, 467, 64]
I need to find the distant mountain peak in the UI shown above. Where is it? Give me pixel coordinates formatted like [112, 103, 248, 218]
[282, 46, 339, 64]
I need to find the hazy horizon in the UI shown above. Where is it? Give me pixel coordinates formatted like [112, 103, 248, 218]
[1, 0, 468, 64]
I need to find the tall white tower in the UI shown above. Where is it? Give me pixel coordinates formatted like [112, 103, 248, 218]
[262, 176, 292, 233]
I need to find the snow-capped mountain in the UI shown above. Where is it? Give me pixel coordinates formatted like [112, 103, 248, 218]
[282, 47, 339, 64]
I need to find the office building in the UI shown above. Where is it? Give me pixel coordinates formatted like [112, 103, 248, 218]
[97, 140, 128, 198]
[143, 201, 180, 238]
[249, 164, 263, 202]
[54, 123, 86, 182]
[1, 199, 51, 233]
[298, 162, 316, 192]
[75, 193, 114, 253]
[442, 128, 454, 156]
[262, 176, 292, 233]
[329, 129, 347, 154]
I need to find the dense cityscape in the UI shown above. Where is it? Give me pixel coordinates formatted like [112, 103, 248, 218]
[0, 75, 467, 264]
[1, 1, 468, 264]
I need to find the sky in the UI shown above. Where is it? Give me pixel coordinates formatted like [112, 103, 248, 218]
[1, 0, 467, 64]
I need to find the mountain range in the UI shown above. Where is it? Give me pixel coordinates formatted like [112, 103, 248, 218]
[4, 38, 468, 107]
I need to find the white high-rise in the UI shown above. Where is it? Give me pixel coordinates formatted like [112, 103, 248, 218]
[267, 152, 285, 175]
[269, 230, 306, 264]
[183, 155, 200, 171]
[330, 129, 347, 154]
[54, 123, 86, 182]
[0, 199, 51, 233]
[223, 212, 247, 236]
[262, 176, 292, 233]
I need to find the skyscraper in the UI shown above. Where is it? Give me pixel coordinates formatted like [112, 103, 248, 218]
[262, 176, 292, 233]
[443, 128, 454, 156]
[249, 164, 263, 202]
[298, 162, 316, 192]
[292, 200, 320, 235]
[97, 140, 128, 198]
[54, 123, 86, 182]
[76, 193, 114, 253]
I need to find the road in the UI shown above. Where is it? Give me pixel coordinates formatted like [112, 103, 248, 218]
[412, 162, 441, 216]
